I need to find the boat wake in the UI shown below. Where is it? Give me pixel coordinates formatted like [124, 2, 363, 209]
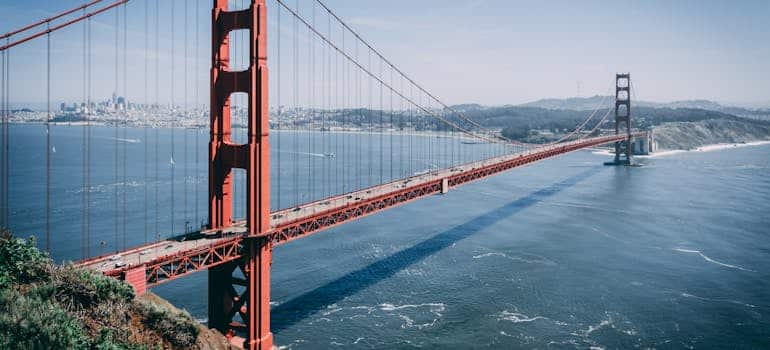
[673, 248, 755, 272]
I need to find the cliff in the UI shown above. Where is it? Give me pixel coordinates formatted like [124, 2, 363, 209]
[652, 118, 770, 151]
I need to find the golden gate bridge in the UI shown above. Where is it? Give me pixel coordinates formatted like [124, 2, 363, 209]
[0, 1, 646, 348]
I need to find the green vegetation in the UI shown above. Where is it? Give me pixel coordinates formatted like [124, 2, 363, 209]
[0, 233, 202, 349]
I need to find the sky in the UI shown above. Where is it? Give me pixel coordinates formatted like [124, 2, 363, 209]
[1, 0, 769, 108]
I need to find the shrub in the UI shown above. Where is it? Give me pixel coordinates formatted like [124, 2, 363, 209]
[134, 299, 199, 348]
[0, 289, 90, 349]
[0, 236, 50, 289]
[52, 266, 134, 310]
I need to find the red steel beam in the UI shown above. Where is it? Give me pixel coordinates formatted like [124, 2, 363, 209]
[97, 134, 641, 288]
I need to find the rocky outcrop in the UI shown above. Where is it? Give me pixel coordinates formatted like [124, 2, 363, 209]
[652, 118, 770, 151]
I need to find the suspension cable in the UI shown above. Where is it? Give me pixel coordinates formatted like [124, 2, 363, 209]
[195, 0, 200, 227]
[114, 4, 119, 252]
[170, 0, 176, 236]
[548, 92, 611, 145]
[0, 0, 129, 52]
[276, 3, 281, 210]
[46, 25, 51, 251]
[1, 0, 103, 40]
[122, 1, 127, 249]
[312, 0, 499, 139]
[144, 0, 149, 244]
[183, 0, 188, 232]
[274, 0, 502, 145]
[154, 0, 159, 243]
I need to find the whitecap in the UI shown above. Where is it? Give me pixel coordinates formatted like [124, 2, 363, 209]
[378, 302, 446, 315]
[680, 292, 757, 309]
[473, 251, 557, 266]
[673, 248, 755, 272]
[496, 310, 548, 323]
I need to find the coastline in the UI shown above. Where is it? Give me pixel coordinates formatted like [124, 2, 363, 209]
[592, 140, 770, 158]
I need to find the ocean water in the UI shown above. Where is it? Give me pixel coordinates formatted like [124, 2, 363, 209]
[4, 124, 770, 349]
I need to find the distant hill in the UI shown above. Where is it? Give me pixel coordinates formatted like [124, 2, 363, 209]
[516, 95, 613, 111]
[442, 101, 770, 146]
[514, 96, 770, 120]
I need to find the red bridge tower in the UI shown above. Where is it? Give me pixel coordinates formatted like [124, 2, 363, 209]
[606, 73, 633, 165]
[208, 0, 272, 349]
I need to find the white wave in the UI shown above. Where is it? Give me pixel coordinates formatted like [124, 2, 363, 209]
[322, 307, 344, 316]
[694, 141, 770, 152]
[472, 251, 557, 266]
[379, 303, 445, 317]
[680, 292, 757, 309]
[398, 315, 438, 330]
[278, 150, 328, 158]
[473, 252, 506, 259]
[572, 319, 612, 337]
[673, 248, 755, 272]
[496, 310, 548, 323]
[70, 180, 146, 194]
[102, 136, 142, 144]
[353, 337, 364, 345]
[642, 141, 770, 158]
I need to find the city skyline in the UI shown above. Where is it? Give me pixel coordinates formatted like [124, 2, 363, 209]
[2, 0, 769, 108]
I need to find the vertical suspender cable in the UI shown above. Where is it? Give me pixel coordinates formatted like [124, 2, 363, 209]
[276, 3, 281, 210]
[408, 83, 412, 176]
[87, 16, 92, 256]
[114, 6, 119, 251]
[327, 11, 332, 196]
[356, 39, 360, 190]
[183, 0, 188, 232]
[293, 0, 298, 206]
[144, 0, 149, 244]
[389, 66, 393, 181]
[0, 45, 3, 231]
[122, 2, 128, 249]
[170, 0, 176, 236]
[46, 25, 51, 251]
[339, 21, 345, 194]
[378, 59, 382, 184]
[154, 0, 159, 242]
[0, 46, 4, 231]
[399, 74, 403, 177]
[81, 13, 87, 258]
[308, 2, 314, 200]
[232, 0, 238, 218]
[367, 50, 371, 186]
[195, 0, 200, 227]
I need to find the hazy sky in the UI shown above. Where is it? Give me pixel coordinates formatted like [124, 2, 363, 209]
[2, 0, 769, 107]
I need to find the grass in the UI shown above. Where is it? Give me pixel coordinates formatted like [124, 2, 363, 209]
[0, 231, 203, 349]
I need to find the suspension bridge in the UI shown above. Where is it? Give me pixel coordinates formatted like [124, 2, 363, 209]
[0, 1, 649, 348]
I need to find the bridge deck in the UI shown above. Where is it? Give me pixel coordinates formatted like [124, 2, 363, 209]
[78, 134, 641, 285]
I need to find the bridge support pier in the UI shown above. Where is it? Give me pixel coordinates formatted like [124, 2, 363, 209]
[208, 237, 272, 349]
[209, 0, 272, 349]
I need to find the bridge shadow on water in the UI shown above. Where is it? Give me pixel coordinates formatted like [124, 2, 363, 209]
[271, 167, 602, 333]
